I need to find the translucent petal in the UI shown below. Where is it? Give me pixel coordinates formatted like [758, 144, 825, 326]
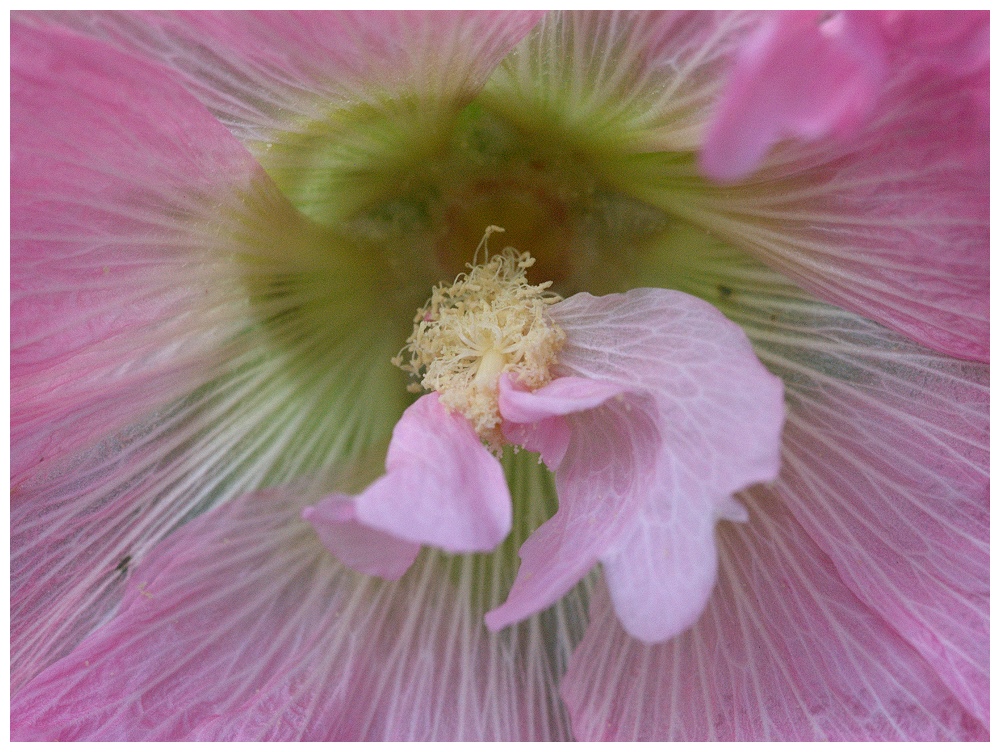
[498, 374, 626, 469]
[488, 289, 784, 641]
[303, 497, 420, 579]
[632, 236, 988, 727]
[307, 394, 511, 557]
[11, 22, 412, 692]
[563, 498, 987, 740]
[12, 464, 586, 740]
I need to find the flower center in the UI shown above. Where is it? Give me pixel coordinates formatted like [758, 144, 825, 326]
[243, 83, 684, 478]
[394, 227, 565, 448]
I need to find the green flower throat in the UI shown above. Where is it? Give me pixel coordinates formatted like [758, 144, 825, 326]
[255, 98, 674, 301]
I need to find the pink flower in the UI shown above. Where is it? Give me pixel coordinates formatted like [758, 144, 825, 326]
[11, 11, 988, 740]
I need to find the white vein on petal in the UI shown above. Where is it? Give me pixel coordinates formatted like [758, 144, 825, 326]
[641, 245, 988, 726]
[484, 11, 760, 152]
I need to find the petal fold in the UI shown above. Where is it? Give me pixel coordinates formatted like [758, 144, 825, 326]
[488, 289, 784, 641]
[498, 374, 627, 469]
[308, 394, 511, 559]
[498, 374, 627, 425]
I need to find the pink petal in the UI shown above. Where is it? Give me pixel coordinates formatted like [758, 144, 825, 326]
[855, 10, 989, 79]
[11, 21, 313, 692]
[486, 394, 662, 633]
[311, 394, 511, 555]
[11, 21, 266, 479]
[661, 249, 989, 728]
[701, 11, 989, 183]
[729, 266, 990, 726]
[498, 374, 627, 469]
[555, 289, 784, 503]
[480, 10, 988, 361]
[487, 289, 784, 640]
[563, 496, 987, 740]
[501, 416, 572, 471]
[22, 11, 543, 147]
[498, 374, 627, 425]
[701, 11, 887, 183]
[302, 497, 419, 579]
[11, 489, 577, 740]
[15, 12, 544, 226]
[689, 11, 988, 360]
[671, 72, 988, 360]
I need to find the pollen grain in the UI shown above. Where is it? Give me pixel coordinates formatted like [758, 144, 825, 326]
[393, 228, 565, 448]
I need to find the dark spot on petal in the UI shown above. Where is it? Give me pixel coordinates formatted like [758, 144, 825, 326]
[115, 555, 132, 576]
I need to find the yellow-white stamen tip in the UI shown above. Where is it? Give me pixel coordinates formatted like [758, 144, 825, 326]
[395, 228, 565, 448]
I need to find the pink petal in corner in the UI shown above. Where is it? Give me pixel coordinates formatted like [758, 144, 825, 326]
[700, 10, 886, 183]
[11, 488, 561, 740]
[563, 496, 987, 740]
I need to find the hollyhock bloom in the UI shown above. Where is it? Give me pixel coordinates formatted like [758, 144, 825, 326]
[11, 10, 988, 741]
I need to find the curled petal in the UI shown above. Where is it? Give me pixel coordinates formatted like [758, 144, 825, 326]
[498, 374, 627, 425]
[641, 245, 989, 727]
[502, 417, 572, 471]
[308, 394, 511, 558]
[498, 374, 627, 469]
[691, 11, 989, 361]
[486, 394, 661, 633]
[488, 289, 784, 641]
